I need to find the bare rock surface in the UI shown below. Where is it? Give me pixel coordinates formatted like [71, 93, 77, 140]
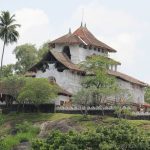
[38, 119, 82, 138]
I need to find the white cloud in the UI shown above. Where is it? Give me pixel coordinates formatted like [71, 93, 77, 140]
[0, 8, 51, 65]
[15, 8, 50, 46]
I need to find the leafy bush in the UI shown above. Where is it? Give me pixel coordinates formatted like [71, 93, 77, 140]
[0, 114, 4, 125]
[0, 121, 39, 150]
[32, 120, 150, 150]
[15, 121, 39, 134]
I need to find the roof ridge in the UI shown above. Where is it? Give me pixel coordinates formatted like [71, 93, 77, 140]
[108, 70, 147, 86]
[82, 27, 92, 44]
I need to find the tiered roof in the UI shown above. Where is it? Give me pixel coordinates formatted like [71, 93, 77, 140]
[28, 25, 147, 87]
[28, 49, 146, 87]
[108, 70, 147, 87]
[50, 50, 84, 72]
[50, 25, 116, 52]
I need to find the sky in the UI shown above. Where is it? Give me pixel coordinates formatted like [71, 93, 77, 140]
[0, 0, 150, 83]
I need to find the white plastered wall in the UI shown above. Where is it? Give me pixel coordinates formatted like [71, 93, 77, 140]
[36, 64, 82, 94]
[54, 44, 107, 64]
[117, 79, 144, 104]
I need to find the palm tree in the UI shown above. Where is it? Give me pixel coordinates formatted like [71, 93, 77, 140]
[0, 11, 20, 77]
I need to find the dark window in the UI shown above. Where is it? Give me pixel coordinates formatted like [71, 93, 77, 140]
[60, 101, 64, 106]
[63, 46, 71, 59]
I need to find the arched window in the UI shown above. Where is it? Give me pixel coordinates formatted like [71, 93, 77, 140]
[62, 46, 71, 59]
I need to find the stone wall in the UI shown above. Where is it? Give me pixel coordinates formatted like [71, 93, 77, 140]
[36, 63, 145, 104]
[36, 44, 145, 104]
[54, 44, 107, 64]
[117, 79, 144, 104]
[36, 64, 82, 94]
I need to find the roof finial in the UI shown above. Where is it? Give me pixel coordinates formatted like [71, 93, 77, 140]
[84, 23, 86, 28]
[69, 28, 71, 34]
[80, 8, 84, 27]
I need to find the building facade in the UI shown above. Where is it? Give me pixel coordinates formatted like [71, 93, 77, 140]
[28, 24, 147, 106]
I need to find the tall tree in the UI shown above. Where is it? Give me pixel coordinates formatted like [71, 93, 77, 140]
[13, 44, 38, 74]
[0, 75, 26, 107]
[38, 41, 50, 60]
[144, 86, 150, 104]
[72, 88, 93, 116]
[0, 11, 20, 77]
[17, 78, 58, 111]
[80, 55, 122, 115]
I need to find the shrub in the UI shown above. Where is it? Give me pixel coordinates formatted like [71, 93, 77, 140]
[0, 121, 40, 150]
[32, 120, 150, 150]
[0, 114, 4, 125]
[15, 121, 39, 134]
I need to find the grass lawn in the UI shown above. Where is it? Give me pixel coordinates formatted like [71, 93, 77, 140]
[0, 113, 149, 149]
[0, 113, 150, 133]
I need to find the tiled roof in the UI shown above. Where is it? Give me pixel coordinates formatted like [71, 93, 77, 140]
[50, 50, 84, 73]
[50, 26, 116, 52]
[73, 26, 116, 52]
[108, 70, 147, 86]
[50, 50, 146, 86]
[50, 33, 81, 45]
[28, 50, 146, 87]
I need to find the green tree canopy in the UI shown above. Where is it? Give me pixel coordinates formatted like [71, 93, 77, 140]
[73, 55, 128, 116]
[32, 120, 150, 150]
[0, 11, 20, 77]
[144, 86, 150, 104]
[72, 88, 94, 116]
[0, 64, 14, 77]
[0, 75, 26, 106]
[13, 44, 38, 74]
[38, 41, 50, 60]
[17, 78, 58, 108]
[81, 56, 120, 103]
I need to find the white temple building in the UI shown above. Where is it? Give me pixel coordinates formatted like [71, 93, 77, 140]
[28, 24, 147, 106]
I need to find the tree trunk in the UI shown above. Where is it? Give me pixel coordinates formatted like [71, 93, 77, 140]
[17, 103, 20, 113]
[0, 40, 6, 78]
[101, 106, 104, 116]
[80, 105, 84, 115]
[85, 105, 88, 116]
[84, 100, 88, 118]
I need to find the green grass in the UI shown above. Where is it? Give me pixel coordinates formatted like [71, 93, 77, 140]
[0, 112, 150, 150]
[0, 132, 37, 150]
[0, 120, 39, 150]
[1, 113, 150, 130]
[2, 112, 82, 123]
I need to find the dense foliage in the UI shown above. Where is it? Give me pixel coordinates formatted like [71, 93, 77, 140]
[32, 120, 150, 150]
[0, 75, 26, 106]
[13, 44, 38, 74]
[38, 41, 50, 60]
[17, 78, 58, 108]
[0, 76, 58, 110]
[73, 55, 131, 116]
[0, 64, 14, 77]
[12, 42, 50, 74]
[144, 86, 150, 104]
[0, 121, 39, 150]
[0, 41, 50, 76]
